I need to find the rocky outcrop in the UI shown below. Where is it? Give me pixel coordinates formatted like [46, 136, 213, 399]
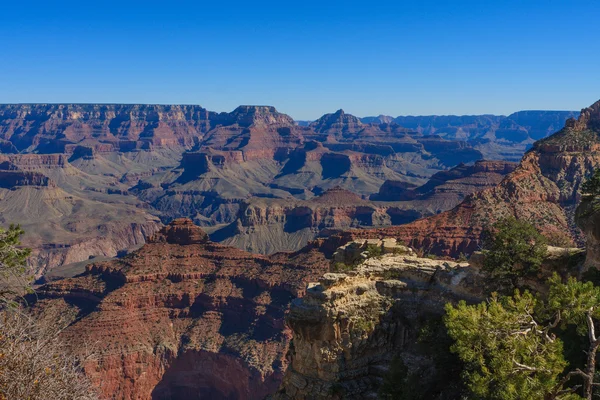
[32, 220, 330, 400]
[272, 253, 484, 399]
[272, 242, 584, 400]
[148, 217, 209, 245]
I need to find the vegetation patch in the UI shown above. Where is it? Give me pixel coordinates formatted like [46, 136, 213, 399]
[482, 217, 548, 292]
[445, 275, 600, 400]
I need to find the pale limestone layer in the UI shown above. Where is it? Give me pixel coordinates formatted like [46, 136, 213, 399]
[272, 253, 485, 399]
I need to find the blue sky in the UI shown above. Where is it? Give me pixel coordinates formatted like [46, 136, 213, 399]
[1, 0, 599, 119]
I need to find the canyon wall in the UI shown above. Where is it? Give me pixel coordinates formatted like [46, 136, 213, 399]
[32, 219, 330, 399]
[338, 101, 600, 257]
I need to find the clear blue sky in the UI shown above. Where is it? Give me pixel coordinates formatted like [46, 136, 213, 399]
[1, 0, 599, 120]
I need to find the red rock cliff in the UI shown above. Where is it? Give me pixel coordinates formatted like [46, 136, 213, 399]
[33, 219, 330, 399]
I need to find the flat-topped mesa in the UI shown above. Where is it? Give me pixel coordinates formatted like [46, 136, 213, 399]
[226, 105, 296, 127]
[310, 109, 365, 133]
[313, 186, 366, 205]
[0, 104, 216, 152]
[148, 218, 209, 245]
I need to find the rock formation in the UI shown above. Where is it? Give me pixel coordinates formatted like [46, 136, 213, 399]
[0, 153, 162, 277]
[272, 254, 480, 399]
[31, 219, 330, 399]
[0, 104, 216, 153]
[0, 103, 582, 276]
[337, 100, 600, 257]
[271, 239, 583, 399]
[212, 160, 515, 255]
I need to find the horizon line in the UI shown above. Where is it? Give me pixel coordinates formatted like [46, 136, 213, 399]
[0, 102, 581, 121]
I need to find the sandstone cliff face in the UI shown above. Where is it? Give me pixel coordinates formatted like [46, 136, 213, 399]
[0, 170, 54, 188]
[272, 239, 583, 400]
[0, 104, 216, 152]
[271, 252, 484, 399]
[32, 219, 330, 400]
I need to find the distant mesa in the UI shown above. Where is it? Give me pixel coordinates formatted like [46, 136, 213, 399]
[310, 109, 364, 133]
[226, 105, 295, 127]
[361, 114, 395, 124]
[148, 218, 209, 245]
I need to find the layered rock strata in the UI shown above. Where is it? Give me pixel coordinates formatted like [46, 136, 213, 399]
[32, 219, 330, 399]
[340, 100, 600, 257]
[273, 243, 584, 399]
[214, 160, 516, 254]
[272, 253, 484, 399]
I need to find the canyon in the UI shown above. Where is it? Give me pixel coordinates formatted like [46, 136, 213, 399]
[330, 100, 600, 257]
[213, 160, 517, 254]
[21, 99, 600, 399]
[0, 104, 576, 277]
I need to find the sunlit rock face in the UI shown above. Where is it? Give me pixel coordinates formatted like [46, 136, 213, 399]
[271, 252, 484, 400]
[338, 100, 600, 258]
[31, 219, 331, 399]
